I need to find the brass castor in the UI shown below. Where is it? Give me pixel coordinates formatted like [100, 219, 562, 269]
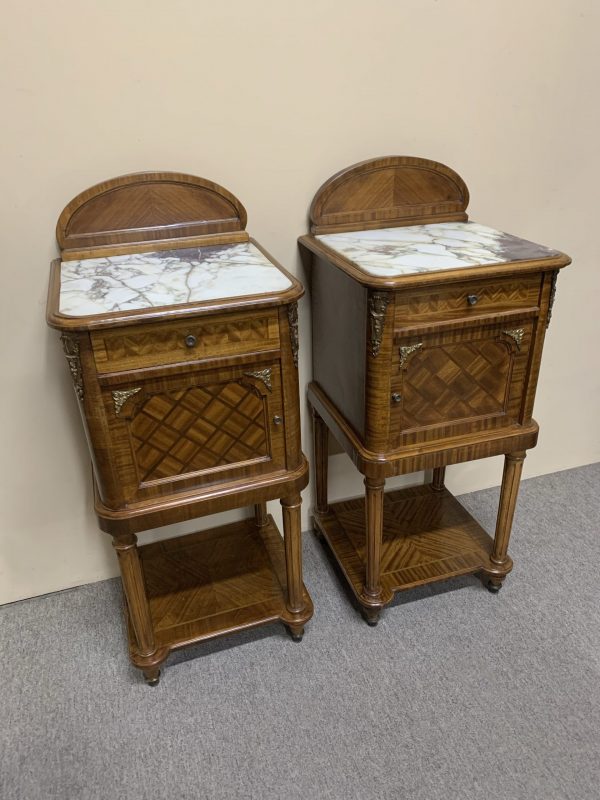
[143, 668, 161, 686]
[286, 625, 304, 642]
[361, 608, 380, 627]
[486, 579, 503, 594]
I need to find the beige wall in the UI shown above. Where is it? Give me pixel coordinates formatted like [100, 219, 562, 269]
[1, 0, 598, 604]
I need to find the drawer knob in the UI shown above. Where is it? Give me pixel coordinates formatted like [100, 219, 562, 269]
[467, 294, 479, 306]
[391, 392, 402, 404]
[273, 415, 283, 425]
[184, 334, 197, 348]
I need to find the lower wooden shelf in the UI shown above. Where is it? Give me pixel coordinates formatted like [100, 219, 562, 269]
[126, 515, 313, 666]
[314, 484, 495, 606]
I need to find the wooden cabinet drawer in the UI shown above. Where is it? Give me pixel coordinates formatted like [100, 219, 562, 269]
[389, 317, 534, 447]
[91, 309, 280, 373]
[394, 274, 541, 326]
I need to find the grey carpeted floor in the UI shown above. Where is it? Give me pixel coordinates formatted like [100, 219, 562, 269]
[1, 463, 599, 800]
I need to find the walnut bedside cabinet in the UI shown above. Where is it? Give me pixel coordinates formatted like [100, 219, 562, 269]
[47, 172, 313, 684]
[300, 156, 570, 625]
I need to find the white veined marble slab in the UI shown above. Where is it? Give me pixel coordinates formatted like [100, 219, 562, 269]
[316, 221, 559, 277]
[59, 242, 292, 317]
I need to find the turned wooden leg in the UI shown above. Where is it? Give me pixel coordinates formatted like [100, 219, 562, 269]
[431, 466, 446, 492]
[254, 502, 268, 527]
[361, 477, 385, 622]
[281, 493, 306, 618]
[112, 534, 156, 659]
[484, 451, 526, 593]
[312, 409, 329, 516]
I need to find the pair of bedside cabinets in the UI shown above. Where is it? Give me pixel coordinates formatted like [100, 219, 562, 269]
[46, 157, 570, 684]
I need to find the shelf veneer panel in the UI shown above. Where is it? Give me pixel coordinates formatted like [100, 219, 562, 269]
[315, 485, 493, 599]
[126, 516, 309, 652]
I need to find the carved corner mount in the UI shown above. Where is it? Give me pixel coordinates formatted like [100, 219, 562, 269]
[112, 387, 142, 416]
[399, 342, 423, 368]
[60, 333, 84, 401]
[501, 328, 525, 351]
[368, 292, 391, 357]
[243, 368, 272, 392]
[287, 302, 299, 367]
[547, 270, 559, 328]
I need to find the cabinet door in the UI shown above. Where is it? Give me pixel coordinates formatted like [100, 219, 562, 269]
[103, 361, 285, 503]
[390, 319, 534, 447]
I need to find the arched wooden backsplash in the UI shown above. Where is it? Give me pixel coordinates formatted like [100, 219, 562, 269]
[309, 156, 470, 234]
[57, 171, 248, 251]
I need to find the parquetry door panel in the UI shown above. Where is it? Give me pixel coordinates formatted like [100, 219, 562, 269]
[103, 362, 286, 503]
[390, 320, 533, 446]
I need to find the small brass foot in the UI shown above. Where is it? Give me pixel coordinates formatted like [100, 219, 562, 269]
[143, 668, 161, 686]
[485, 578, 503, 594]
[361, 608, 380, 627]
[286, 625, 304, 642]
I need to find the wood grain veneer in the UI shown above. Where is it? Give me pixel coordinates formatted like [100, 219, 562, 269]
[309, 155, 469, 234]
[302, 155, 570, 624]
[48, 172, 313, 683]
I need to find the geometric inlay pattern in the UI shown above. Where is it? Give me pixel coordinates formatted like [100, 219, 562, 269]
[321, 486, 493, 596]
[401, 278, 539, 319]
[129, 517, 307, 651]
[140, 523, 283, 635]
[129, 381, 268, 482]
[103, 318, 272, 363]
[400, 340, 510, 429]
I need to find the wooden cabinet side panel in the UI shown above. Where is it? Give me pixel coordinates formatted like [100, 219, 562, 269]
[278, 305, 302, 470]
[311, 256, 367, 438]
[519, 271, 554, 423]
[76, 332, 128, 507]
[364, 292, 395, 452]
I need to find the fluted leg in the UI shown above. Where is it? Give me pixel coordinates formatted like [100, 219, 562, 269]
[313, 409, 329, 516]
[112, 534, 156, 659]
[483, 451, 526, 592]
[281, 494, 306, 628]
[431, 466, 446, 492]
[254, 502, 268, 527]
[361, 477, 385, 623]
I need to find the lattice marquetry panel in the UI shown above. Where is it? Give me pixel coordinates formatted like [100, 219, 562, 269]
[400, 340, 510, 429]
[129, 381, 268, 483]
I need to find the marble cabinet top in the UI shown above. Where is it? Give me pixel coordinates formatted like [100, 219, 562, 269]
[59, 242, 292, 317]
[316, 221, 559, 278]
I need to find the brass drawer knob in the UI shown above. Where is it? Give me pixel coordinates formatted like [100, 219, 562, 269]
[466, 294, 479, 306]
[273, 415, 283, 425]
[391, 392, 402, 404]
[184, 334, 197, 348]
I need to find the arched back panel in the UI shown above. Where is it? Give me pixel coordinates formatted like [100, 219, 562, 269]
[309, 156, 469, 234]
[57, 172, 248, 251]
